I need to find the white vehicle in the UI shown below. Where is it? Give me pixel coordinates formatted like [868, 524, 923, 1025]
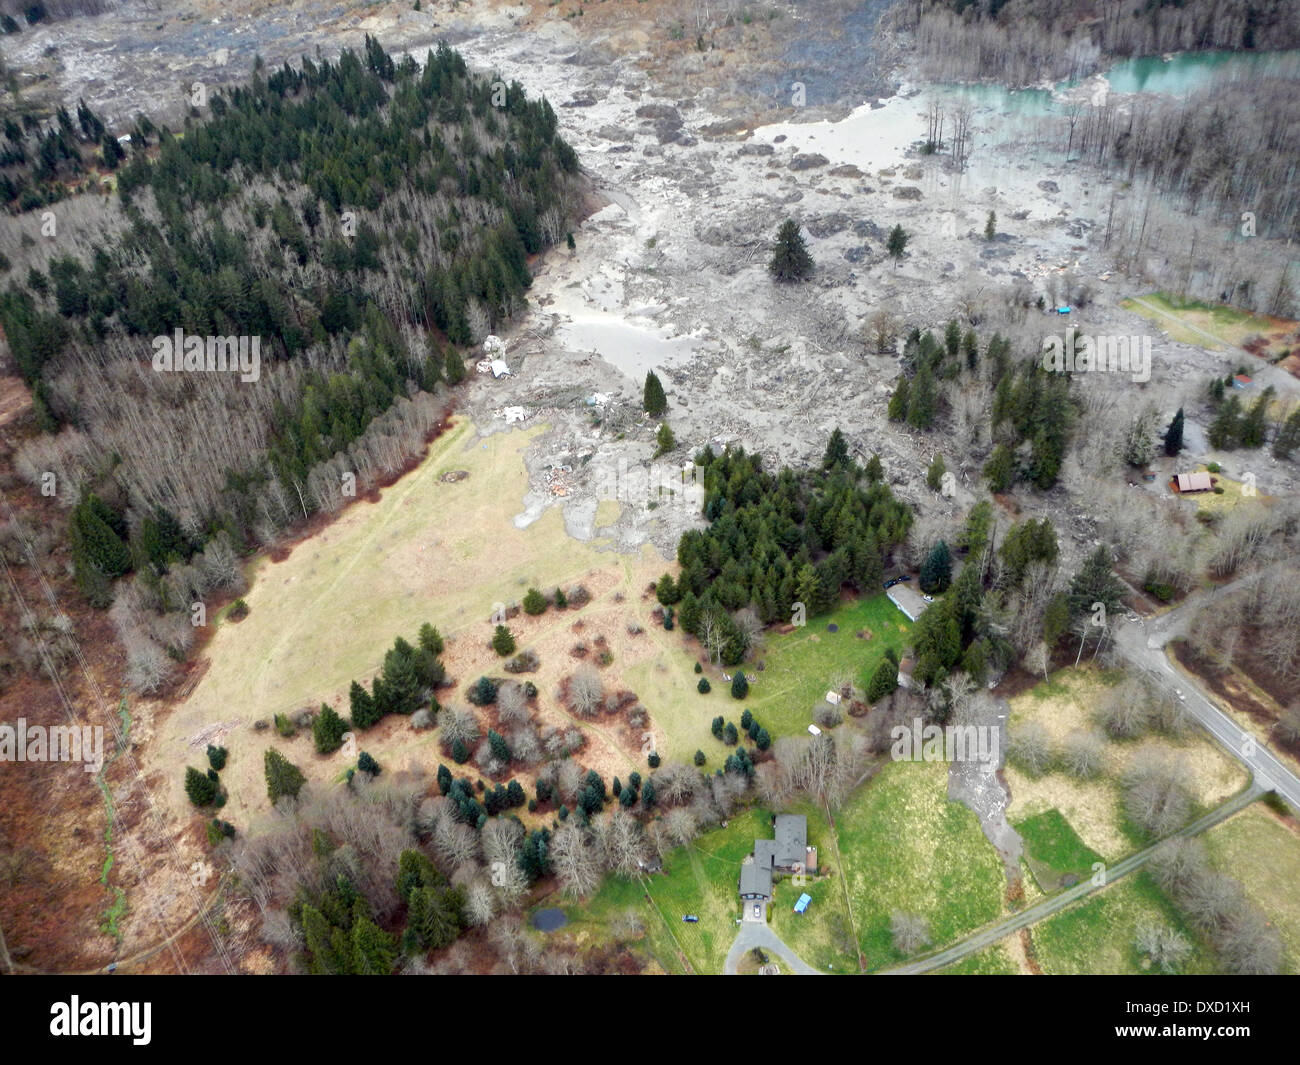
[1175, 688, 1185, 701]
[753, 904, 761, 918]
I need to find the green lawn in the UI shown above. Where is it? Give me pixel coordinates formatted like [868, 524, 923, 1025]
[835, 759, 1006, 970]
[1030, 871, 1214, 975]
[624, 593, 911, 766]
[937, 941, 1020, 975]
[744, 594, 912, 738]
[1015, 808, 1105, 893]
[1202, 806, 1300, 974]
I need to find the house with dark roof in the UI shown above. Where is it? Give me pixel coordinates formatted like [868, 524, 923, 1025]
[738, 815, 818, 906]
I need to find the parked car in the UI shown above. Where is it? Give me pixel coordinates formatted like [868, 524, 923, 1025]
[922, 594, 934, 603]
[682, 914, 699, 923]
[753, 904, 761, 918]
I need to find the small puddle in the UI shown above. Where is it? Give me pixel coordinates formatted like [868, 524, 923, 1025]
[532, 907, 569, 932]
[556, 315, 703, 382]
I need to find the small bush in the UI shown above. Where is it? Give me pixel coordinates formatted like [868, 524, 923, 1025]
[697, 677, 711, 694]
[694, 662, 703, 674]
[273, 713, 296, 738]
[694, 750, 707, 766]
[358, 751, 381, 777]
[504, 649, 540, 673]
[206, 744, 228, 771]
[648, 752, 661, 768]
[227, 598, 249, 621]
[467, 676, 499, 706]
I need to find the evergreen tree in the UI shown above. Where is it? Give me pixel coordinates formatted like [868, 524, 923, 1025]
[185, 765, 217, 806]
[1162, 407, 1185, 456]
[730, 671, 748, 699]
[488, 729, 510, 762]
[694, 749, 707, 766]
[265, 749, 306, 803]
[522, 587, 547, 615]
[492, 624, 516, 656]
[822, 427, 850, 469]
[357, 751, 381, 776]
[313, 703, 348, 754]
[984, 443, 1016, 492]
[351, 914, 398, 974]
[887, 374, 910, 421]
[451, 738, 469, 764]
[656, 572, 680, 606]
[349, 680, 381, 728]
[919, 540, 952, 594]
[984, 210, 996, 241]
[865, 453, 884, 482]
[70, 494, 132, 580]
[418, 622, 445, 656]
[906, 364, 937, 429]
[755, 727, 771, 751]
[1239, 387, 1274, 448]
[886, 224, 909, 267]
[1067, 544, 1125, 619]
[1207, 395, 1242, 449]
[643, 370, 667, 416]
[768, 218, 814, 282]
[724, 722, 739, 744]
[444, 349, 466, 385]
[655, 422, 676, 456]
[867, 658, 898, 702]
[926, 453, 947, 493]
[711, 715, 725, 737]
[1273, 407, 1300, 459]
[206, 744, 228, 771]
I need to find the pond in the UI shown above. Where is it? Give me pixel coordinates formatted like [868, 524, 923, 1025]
[531, 907, 569, 932]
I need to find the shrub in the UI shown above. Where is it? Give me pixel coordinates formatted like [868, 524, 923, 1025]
[273, 713, 296, 738]
[1008, 722, 1053, 776]
[358, 751, 381, 777]
[694, 662, 703, 674]
[648, 752, 661, 768]
[467, 676, 499, 706]
[694, 750, 707, 766]
[504, 649, 540, 673]
[206, 744, 228, 771]
[697, 677, 711, 694]
[228, 598, 249, 621]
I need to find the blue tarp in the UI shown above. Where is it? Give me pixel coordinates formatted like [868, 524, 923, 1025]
[794, 893, 812, 914]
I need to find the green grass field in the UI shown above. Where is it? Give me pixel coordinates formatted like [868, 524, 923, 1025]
[1030, 871, 1214, 975]
[937, 941, 1020, 975]
[1202, 805, 1300, 974]
[623, 593, 911, 766]
[1015, 808, 1105, 893]
[835, 759, 1005, 970]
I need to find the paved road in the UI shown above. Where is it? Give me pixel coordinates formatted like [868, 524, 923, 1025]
[882, 783, 1264, 974]
[724, 921, 824, 975]
[1110, 566, 1300, 813]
